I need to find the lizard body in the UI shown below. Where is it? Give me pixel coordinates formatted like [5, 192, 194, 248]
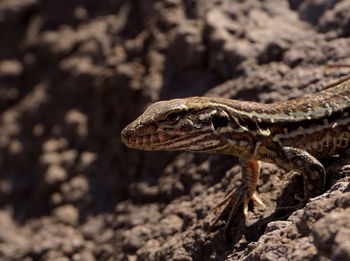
[121, 78, 350, 235]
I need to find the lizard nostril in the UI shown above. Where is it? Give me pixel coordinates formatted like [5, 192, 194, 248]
[121, 127, 133, 144]
[123, 129, 131, 138]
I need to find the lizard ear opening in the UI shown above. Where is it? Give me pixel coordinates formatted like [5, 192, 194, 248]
[212, 114, 229, 130]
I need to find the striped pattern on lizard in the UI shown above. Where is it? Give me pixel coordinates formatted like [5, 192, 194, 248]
[121, 77, 350, 236]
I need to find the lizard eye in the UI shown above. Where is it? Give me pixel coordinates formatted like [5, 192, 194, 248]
[166, 112, 180, 123]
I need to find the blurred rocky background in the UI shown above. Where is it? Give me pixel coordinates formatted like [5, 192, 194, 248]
[1, 0, 350, 260]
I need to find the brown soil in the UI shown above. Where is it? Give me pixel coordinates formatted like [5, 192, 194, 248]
[1, 0, 350, 260]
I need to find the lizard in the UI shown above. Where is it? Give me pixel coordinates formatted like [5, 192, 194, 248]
[121, 76, 350, 236]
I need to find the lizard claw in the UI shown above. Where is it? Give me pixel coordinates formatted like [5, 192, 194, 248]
[207, 185, 265, 235]
[251, 192, 265, 207]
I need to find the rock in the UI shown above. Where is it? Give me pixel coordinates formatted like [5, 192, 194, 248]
[122, 226, 152, 253]
[168, 21, 205, 71]
[0, 59, 23, 77]
[45, 164, 68, 185]
[40, 152, 62, 166]
[42, 251, 69, 261]
[64, 110, 88, 138]
[297, 0, 338, 25]
[42, 138, 68, 153]
[78, 151, 97, 170]
[312, 209, 350, 257]
[81, 216, 105, 240]
[0, 211, 28, 258]
[60, 149, 78, 168]
[53, 205, 79, 226]
[319, 0, 350, 37]
[72, 250, 96, 261]
[205, 8, 248, 78]
[61, 175, 89, 203]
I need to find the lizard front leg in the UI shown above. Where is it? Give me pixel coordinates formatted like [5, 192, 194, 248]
[208, 145, 326, 236]
[257, 142, 326, 198]
[276, 146, 326, 198]
[208, 159, 265, 236]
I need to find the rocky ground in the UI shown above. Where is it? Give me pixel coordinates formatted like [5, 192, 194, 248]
[1, 0, 350, 260]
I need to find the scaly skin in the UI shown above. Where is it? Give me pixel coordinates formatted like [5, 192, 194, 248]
[121, 77, 350, 236]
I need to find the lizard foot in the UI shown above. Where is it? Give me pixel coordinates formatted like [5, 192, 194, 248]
[207, 185, 265, 236]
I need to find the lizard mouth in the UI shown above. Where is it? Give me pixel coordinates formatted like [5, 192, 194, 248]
[121, 127, 211, 151]
[121, 127, 179, 150]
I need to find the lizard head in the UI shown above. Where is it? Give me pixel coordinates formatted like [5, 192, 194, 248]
[121, 97, 242, 152]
